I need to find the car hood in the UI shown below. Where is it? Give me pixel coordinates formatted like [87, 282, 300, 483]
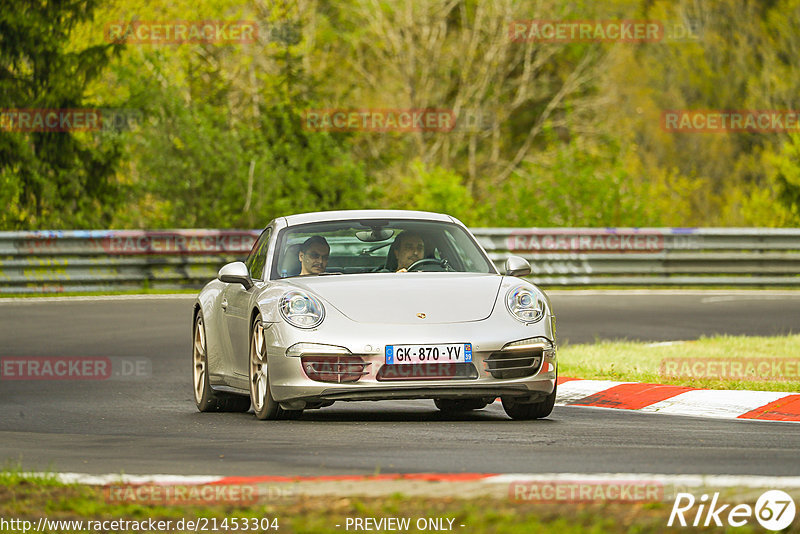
[287, 273, 503, 324]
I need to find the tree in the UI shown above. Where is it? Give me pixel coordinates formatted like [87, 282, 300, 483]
[0, 0, 123, 229]
[310, 0, 604, 202]
[107, 0, 367, 228]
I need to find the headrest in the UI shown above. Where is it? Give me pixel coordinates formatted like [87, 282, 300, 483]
[279, 243, 302, 277]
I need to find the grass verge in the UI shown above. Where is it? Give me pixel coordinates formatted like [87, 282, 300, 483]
[560, 334, 800, 391]
[0, 473, 713, 534]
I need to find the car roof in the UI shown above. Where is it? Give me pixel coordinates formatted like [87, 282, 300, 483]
[280, 209, 456, 227]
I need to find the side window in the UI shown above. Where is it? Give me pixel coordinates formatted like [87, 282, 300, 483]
[245, 228, 271, 280]
[443, 229, 472, 271]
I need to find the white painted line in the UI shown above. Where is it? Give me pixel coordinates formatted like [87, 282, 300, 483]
[53, 473, 222, 485]
[639, 389, 791, 419]
[485, 473, 800, 488]
[556, 379, 632, 404]
[556, 403, 799, 424]
[645, 341, 685, 347]
[701, 295, 800, 303]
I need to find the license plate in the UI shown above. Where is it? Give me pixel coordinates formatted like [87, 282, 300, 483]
[385, 343, 472, 365]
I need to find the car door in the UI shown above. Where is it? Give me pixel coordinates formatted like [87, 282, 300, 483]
[222, 227, 271, 379]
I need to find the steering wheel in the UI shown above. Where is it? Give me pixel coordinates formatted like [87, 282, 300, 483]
[407, 258, 448, 271]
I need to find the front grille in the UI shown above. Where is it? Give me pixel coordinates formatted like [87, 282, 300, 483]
[376, 363, 478, 381]
[484, 348, 543, 379]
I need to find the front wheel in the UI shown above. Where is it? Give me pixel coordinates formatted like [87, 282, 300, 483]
[193, 311, 250, 412]
[502, 383, 557, 420]
[249, 317, 302, 420]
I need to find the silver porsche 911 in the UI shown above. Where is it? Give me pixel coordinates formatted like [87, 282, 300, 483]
[192, 210, 557, 420]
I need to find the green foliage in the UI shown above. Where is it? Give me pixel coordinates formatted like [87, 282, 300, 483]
[374, 160, 477, 223]
[602, 0, 800, 226]
[770, 134, 800, 221]
[723, 134, 800, 227]
[116, 94, 367, 228]
[3, 0, 800, 229]
[0, 462, 61, 487]
[0, 0, 124, 229]
[488, 137, 663, 227]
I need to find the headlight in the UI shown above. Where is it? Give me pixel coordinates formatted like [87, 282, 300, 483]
[505, 285, 546, 324]
[279, 290, 325, 328]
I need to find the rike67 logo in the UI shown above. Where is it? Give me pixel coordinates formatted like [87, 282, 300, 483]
[668, 490, 796, 530]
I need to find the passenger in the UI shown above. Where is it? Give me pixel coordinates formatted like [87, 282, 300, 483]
[298, 236, 330, 275]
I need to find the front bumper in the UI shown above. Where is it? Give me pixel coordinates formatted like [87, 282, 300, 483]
[264, 314, 557, 407]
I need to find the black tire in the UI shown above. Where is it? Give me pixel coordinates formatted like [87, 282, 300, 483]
[193, 311, 251, 412]
[501, 383, 557, 420]
[249, 316, 303, 420]
[434, 398, 489, 412]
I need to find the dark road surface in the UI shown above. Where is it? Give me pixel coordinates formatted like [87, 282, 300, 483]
[1, 291, 798, 476]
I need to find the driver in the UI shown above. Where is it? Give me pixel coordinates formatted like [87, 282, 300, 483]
[298, 236, 330, 275]
[393, 231, 425, 272]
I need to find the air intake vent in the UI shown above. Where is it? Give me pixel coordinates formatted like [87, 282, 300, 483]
[301, 356, 370, 383]
[484, 348, 543, 379]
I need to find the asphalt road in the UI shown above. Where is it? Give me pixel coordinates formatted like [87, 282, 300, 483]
[0, 292, 798, 476]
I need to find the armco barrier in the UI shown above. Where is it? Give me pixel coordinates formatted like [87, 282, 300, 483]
[0, 228, 798, 293]
[0, 230, 259, 294]
[471, 227, 800, 286]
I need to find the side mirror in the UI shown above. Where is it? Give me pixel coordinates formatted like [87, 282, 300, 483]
[218, 261, 253, 289]
[504, 255, 531, 277]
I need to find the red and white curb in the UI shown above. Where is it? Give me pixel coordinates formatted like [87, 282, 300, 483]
[555, 377, 800, 422]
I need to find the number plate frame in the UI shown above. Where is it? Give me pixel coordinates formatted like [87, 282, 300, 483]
[385, 343, 473, 365]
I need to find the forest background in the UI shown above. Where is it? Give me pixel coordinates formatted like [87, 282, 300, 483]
[2, 0, 799, 230]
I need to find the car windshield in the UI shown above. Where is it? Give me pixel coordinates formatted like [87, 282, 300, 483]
[271, 219, 496, 279]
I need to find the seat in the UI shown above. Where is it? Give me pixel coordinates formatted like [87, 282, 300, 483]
[383, 241, 399, 271]
[279, 244, 302, 277]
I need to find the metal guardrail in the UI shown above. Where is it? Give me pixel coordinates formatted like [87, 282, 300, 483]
[0, 228, 798, 293]
[472, 228, 800, 286]
[0, 230, 259, 294]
